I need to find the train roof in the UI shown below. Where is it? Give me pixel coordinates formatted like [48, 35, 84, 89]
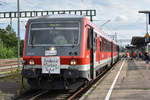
[85, 18, 118, 45]
[28, 14, 84, 20]
[28, 14, 118, 45]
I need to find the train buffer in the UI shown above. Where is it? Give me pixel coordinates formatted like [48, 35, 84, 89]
[80, 59, 150, 100]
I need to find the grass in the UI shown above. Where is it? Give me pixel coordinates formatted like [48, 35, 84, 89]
[129, 88, 149, 90]
[0, 90, 2, 100]
[0, 68, 29, 100]
[2, 69, 21, 81]
[143, 88, 148, 90]
[2, 69, 28, 96]
[17, 77, 28, 96]
[126, 65, 128, 78]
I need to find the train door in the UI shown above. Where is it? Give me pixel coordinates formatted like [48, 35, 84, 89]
[98, 36, 101, 64]
[87, 28, 93, 79]
[92, 31, 97, 79]
[117, 45, 119, 60]
[111, 42, 113, 65]
[87, 28, 97, 79]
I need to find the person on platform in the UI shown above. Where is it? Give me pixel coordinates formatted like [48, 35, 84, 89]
[144, 52, 150, 70]
[133, 51, 137, 59]
[126, 51, 130, 59]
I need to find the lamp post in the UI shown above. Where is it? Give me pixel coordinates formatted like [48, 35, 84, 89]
[17, 0, 20, 69]
[139, 11, 150, 52]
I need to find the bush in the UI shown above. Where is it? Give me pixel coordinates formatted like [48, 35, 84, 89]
[0, 25, 24, 59]
[0, 47, 7, 59]
[0, 39, 17, 59]
[7, 48, 15, 58]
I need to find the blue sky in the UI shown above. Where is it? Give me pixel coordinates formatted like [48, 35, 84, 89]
[0, 0, 150, 46]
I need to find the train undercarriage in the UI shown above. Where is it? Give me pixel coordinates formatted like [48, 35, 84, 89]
[22, 68, 90, 90]
[21, 61, 117, 90]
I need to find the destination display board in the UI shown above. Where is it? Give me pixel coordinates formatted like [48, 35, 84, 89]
[42, 57, 60, 74]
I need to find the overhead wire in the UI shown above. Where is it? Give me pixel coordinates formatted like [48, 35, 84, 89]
[93, 18, 131, 46]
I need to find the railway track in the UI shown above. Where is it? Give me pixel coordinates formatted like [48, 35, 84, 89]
[27, 68, 108, 100]
[0, 59, 121, 100]
[28, 88, 82, 100]
[23, 60, 121, 100]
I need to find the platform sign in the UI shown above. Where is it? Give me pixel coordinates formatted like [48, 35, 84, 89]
[145, 32, 150, 38]
[149, 13, 150, 24]
[42, 57, 60, 74]
[145, 32, 150, 43]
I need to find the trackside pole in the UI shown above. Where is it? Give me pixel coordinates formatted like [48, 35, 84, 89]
[17, 0, 20, 69]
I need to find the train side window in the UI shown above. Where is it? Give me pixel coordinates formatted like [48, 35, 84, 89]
[109, 42, 110, 51]
[103, 38, 105, 51]
[101, 37, 104, 51]
[106, 40, 108, 51]
[108, 41, 109, 52]
[108, 42, 109, 52]
[99, 37, 102, 52]
[87, 29, 92, 50]
[105, 40, 107, 51]
[93, 32, 97, 51]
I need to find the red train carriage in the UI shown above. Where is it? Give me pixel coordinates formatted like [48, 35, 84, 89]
[22, 15, 119, 89]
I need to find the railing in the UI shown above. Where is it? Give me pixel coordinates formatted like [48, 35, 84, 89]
[0, 58, 22, 73]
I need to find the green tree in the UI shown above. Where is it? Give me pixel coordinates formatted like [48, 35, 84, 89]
[6, 25, 17, 47]
[0, 39, 7, 59]
[0, 25, 24, 59]
[6, 25, 14, 33]
[7, 48, 15, 58]
[0, 29, 9, 47]
[0, 25, 17, 48]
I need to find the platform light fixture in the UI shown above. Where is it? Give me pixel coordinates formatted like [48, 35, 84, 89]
[138, 10, 150, 52]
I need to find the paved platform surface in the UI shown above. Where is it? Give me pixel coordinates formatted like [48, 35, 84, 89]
[80, 59, 150, 100]
[0, 73, 28, 100]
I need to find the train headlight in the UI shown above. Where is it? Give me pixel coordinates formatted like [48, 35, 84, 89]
[29, 59, 35, 65]
[70, 59, 77, 65]
[50, 47, 55, 51]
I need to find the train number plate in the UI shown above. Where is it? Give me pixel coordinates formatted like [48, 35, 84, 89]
[45, 50, 57, 56]
[42, 57, 60, 74]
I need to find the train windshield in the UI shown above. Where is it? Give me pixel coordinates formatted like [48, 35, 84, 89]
[29, 22, 80, 46]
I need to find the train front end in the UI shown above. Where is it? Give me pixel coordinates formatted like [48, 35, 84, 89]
[22, 15, 89, 89]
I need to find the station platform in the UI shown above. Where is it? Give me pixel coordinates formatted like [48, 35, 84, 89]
[80, 59, 150, 100]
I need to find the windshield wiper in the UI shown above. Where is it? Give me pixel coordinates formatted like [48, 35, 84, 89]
[72, 39, 78, 48]
[30, 35, 34, 48]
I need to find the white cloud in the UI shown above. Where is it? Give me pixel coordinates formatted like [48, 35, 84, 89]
[114, 15, 128, 22]
[0, 0, 150, 45]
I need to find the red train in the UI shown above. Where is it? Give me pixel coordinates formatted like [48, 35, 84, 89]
[22, 15, 119, 89]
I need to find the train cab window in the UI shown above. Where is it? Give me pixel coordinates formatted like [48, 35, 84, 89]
[29, 22, 80, 46]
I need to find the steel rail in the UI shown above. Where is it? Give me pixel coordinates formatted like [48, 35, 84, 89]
[68, 60, 121, 100]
